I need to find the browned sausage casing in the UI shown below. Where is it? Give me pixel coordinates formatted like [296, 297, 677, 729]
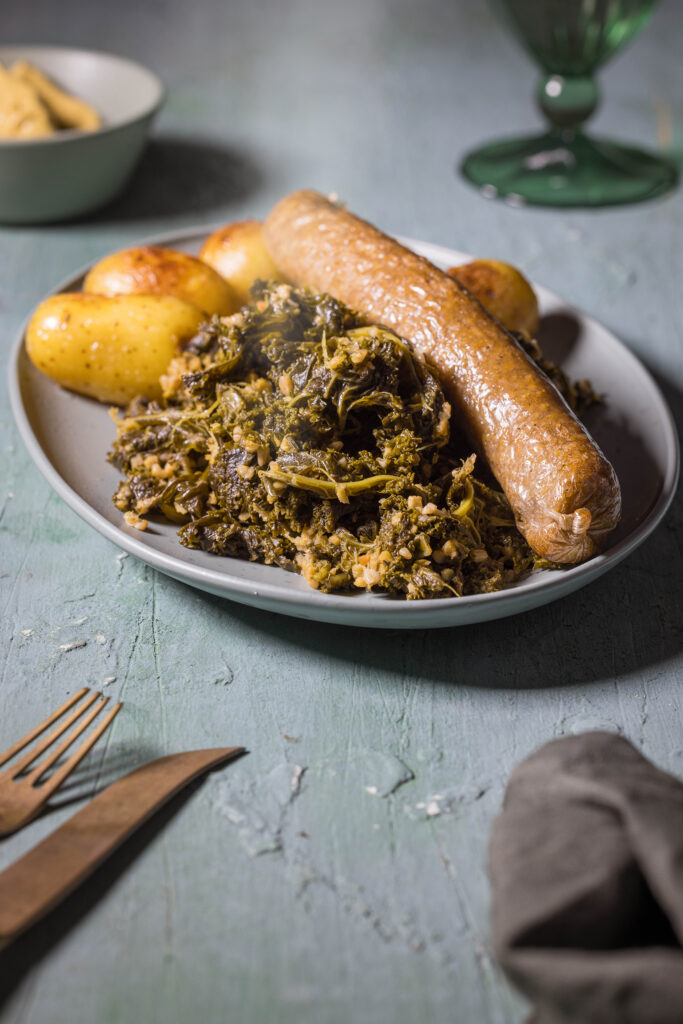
[263, 190, 621, 563]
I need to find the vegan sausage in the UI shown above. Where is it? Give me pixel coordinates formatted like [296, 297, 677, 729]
[263, 190, 621, 562]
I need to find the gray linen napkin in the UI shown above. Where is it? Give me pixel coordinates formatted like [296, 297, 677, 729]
[489, 732, 683, 1024]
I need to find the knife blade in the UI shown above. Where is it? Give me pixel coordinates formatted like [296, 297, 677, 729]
[0, 746, 245, 951]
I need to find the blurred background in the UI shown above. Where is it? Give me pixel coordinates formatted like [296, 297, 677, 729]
[3, 0, 680, 246]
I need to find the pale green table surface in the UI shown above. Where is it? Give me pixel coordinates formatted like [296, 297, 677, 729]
[1, 2, 682, 1022]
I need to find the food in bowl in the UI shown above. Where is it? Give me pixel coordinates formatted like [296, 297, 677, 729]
[0, 59, 100, 138]
[0, 46, 164, 224]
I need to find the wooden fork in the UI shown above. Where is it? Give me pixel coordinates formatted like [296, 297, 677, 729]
[0, 688, 123, 837]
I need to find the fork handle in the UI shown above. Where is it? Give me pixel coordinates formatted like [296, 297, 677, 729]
[0, 747, 245, 950]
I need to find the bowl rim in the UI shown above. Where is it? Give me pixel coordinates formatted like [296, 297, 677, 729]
[0, 44, 165, 147]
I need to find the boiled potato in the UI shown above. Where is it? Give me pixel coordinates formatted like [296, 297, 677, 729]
[26, 292, 204, 405]
[446, 259, 539, 338]
[83, 245, 238, 317]
[199, 219, 283, 306]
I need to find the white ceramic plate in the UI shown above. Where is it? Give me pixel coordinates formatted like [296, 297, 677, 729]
[9, 229, 679, 629]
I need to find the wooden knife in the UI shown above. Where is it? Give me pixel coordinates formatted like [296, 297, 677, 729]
[0, 746, 245, 951]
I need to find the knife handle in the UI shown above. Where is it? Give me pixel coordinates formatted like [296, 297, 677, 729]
[0, 746, 245, 950]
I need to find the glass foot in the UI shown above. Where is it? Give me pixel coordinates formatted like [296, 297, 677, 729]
[461, 131, 678, 207]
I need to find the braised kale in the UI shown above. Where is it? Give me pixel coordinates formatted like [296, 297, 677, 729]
[109, 283, 550, 599]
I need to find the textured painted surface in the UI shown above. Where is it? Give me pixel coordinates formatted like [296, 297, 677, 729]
[0, 1, 681, 1022]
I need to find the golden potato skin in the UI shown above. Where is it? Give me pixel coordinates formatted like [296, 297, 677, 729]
[83, 246, 238, 317]
[199, 219, 283, 305]
[26, 293, 204, 405]
[446, 259, 539, 338]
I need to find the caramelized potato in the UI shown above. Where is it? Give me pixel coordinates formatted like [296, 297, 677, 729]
[26, 293, 204, 405]
[199, 219, 283, 305]
[446, 259, 539, 338]
[83, 245, 238, 317]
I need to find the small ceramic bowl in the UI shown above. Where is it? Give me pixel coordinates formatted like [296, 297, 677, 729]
[0, 46, 165, 224]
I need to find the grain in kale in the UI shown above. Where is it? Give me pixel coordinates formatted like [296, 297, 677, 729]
[109, 283, 555, 598]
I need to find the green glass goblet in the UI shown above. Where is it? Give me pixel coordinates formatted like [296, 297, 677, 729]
[461, 0, 678, 207]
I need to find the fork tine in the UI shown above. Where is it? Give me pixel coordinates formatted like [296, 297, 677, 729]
[0, 688, 90, 768]
[26, 696, 111, 785]
[1, 690, 100, 780]
[37, 702, 123, 798]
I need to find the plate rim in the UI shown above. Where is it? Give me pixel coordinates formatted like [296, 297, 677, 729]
[8, 225, 681, 628]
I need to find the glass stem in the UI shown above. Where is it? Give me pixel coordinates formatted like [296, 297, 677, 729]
[536, 74, 600, 136]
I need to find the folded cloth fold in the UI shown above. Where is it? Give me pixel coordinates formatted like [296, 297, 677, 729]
[489, 732, 683, 1024]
